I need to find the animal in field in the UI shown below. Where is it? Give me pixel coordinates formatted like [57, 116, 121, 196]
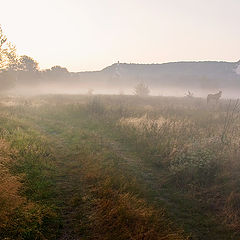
[207, 91, 222, 103]
[185, 90, 194, 98]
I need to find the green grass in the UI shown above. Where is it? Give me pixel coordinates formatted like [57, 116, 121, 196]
[0, 95, 240, 239]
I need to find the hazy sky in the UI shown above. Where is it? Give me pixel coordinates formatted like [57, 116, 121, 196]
[1, 0, 240, 71]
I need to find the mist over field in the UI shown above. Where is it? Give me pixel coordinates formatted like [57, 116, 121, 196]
[1, 0, 240, 239]
[3, 60, 240, 99]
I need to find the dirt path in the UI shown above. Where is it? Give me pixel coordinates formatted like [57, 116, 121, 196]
[100, 136, 237, 240]
[35, 117, 237, 240]
[54, 151, 83, 240]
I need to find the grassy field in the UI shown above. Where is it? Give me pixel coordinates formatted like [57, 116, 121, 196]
[0, 94, 240, 240]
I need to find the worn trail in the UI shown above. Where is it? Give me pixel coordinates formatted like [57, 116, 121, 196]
[95, 133, 237, 240]
[34, 115, 236, 240]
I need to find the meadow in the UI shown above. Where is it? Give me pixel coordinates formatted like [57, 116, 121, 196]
[0, 94, 240, 240]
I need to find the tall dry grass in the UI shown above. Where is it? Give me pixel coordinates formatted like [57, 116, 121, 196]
[0, 140, 24, 229]
[0, 124, 59, 239]
[78, 150, 188, 240]
[84, 96, 240, 233]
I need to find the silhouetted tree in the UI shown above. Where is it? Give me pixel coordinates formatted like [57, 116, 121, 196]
[15, 55, 40, 85]
[42, 65, 70, 81]
[134, 82, 150, 97]
[0, 26, 18, 92]
[18, 55, 39, 72]
[50, 66, 69, 78]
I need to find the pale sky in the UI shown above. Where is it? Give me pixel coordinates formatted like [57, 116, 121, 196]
[1, 0, 240, 71]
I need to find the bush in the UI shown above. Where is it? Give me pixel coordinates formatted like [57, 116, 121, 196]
[134, 82, 150, 97]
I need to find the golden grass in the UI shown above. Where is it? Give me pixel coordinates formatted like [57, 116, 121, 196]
[0, 139, 58, 239]
[89, 183, 187, 240]
[0, 140, 25, 229]
[1, 95, 240, 238]
[78, 150, 188, 240]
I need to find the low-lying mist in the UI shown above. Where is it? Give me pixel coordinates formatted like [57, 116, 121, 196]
[4, 81, 240, 100]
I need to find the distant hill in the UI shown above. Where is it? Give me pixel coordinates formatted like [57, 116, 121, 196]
[74, 61, 240, 91]
[12, 61, 240, 97]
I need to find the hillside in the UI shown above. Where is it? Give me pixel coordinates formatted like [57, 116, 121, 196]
[9, 61, 240, 97]
[75, 61, 240, 92]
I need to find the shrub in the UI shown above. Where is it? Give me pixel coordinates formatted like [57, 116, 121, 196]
[134, 82, 150, 97]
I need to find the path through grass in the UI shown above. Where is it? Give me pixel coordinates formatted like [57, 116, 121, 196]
[1, 96, 239, 239]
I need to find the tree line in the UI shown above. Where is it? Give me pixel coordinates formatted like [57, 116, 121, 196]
[0, 26, 72, 92]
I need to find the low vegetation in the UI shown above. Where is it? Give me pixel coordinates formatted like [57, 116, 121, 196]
[0, 128, 59, 239]
[0, 94, 240, 239]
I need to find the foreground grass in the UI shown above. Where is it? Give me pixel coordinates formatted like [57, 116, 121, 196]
[0, 116, 59, 239]
[0, 94, 240, 239]
[0, 95, 187, 239]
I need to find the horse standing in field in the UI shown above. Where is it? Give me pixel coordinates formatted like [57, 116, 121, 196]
[207, 91, 222, 103]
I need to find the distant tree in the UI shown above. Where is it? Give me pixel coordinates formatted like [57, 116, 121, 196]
[18, 55, 39, 72]
[134, 82, 150, 97]
[51, 66, 69, 76]
[42, 65, 70, 81]
[0, 26, 18, 92]
[15, 55, 41, 86]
